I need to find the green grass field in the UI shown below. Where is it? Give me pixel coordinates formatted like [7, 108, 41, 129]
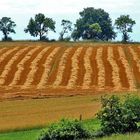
[0, 119, 98, 140]
[0, 119, 140, 140]
[0, 129, 40, 140]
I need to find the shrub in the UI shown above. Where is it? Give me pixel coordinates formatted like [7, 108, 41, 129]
[97, 95, 140, 135]
[39, 36, 49, 41]
[97, 95, 123, 135]
[2, 37, 13, 41]
[37, 119, 90, 140]
[124, 95, 140, 122]
[63, 37, 71, 42]
[59, 36, 71, 42]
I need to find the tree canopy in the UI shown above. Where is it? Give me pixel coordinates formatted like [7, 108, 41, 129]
[0, 17, 16, 41]
[72, 7, 116, 41]
[59, 19, 72, 41]
[115, 15, 136, 42]
[86, 23, 102, 40]
[24, 13, 55, 40]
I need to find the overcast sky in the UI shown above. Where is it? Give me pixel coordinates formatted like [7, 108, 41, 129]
[0, 0, 139, 41]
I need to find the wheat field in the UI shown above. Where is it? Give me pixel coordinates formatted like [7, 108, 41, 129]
[0, 42, 140, 100]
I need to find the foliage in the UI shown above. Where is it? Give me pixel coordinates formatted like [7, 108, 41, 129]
[72, 7, 116, 41]
[71, 29, 81, 41]
[63, 37, 71, 42]
[90, 133, 140, 140]
[97, 95, 140, 135]
[2, 37, 13, 41]
[0, 17, 16, 41]
[24, 13, 55, 40]
[88, 23, 102, 40]
[124, 95, 140, 122]
[115, 15, 136, 43]
[37, 119, 90, 140]
[59, 20, 72, 41]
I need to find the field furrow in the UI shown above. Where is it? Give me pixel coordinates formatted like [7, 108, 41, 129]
[103, 47, 113, 88]
[118, 47, 136, 90]
[82, 47, 93, 89]
[46, 47, 66, 85]
[22, 47, 51, 88]
[60, 47, 77, 86]
[0, 48, 18, 64]
[107, 47, 122, 90]
[31, 47, 54, 85]
[129, 46, 140, 72]
[53, 47, 73, 87]
[0, 47, 25, 85]
[128, 46, 140, 87]
[90, 48, 98, 86]
[76, 47, 86, 86]
[67, 47, 83, 89]
[0, 47, 8, 55]
[9, 47, 42, 86]
[135, 46, 140, 61]
[4, 47, 31, 86]
[37, 47, 60, 89]
[96, 47, 105, 90]
[113, 47, 129, 88]
[0, 47, 19, 75]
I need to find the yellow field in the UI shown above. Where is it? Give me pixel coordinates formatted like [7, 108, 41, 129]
[0, 42, 140, 100]
[0, 95, 101, 132]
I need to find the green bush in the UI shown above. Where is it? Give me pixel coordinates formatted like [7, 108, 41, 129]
[97, 95, 140, 135]
[37, 119, 90, 140]
[124, 95, 140, 122]
[2, 37, 13, 41]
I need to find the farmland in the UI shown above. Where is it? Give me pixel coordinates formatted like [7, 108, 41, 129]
[0, 42, 140, 100]
[0, 42, 140, 133]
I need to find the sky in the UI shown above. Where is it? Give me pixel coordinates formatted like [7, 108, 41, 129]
[0, 0, 139, 41]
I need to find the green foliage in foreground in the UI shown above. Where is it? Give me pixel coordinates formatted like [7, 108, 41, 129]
[37, 119, 90, 140]
[0, 119, 98, 140]
[0, 119, 140, 140]
[37, 94, 140, 140]
[0, 127, 140, 140]
[97, 95, 140, 135]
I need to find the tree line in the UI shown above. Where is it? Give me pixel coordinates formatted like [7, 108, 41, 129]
[0, 7, 136, 43]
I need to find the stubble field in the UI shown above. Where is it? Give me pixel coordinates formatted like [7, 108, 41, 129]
[0, 42, 140, 100]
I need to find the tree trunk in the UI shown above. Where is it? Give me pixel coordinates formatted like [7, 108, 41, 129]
[123, 32, 128, 43]
[4, 32, 8, 41]
[39, 33, 42, 41]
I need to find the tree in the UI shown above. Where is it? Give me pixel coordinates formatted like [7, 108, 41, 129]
[71, 28, 81, 41]
[0, 17, 16, 41]
[25, 13, 55, 40]
[115, 15, 136, 43]
[72, 7, 115, 41]
[97, 95, 140, 135]
[83, 23, 102, 40]
[59, 20, 72, 41]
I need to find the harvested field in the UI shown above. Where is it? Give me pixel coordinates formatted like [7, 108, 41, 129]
[0, 42, 140, 100]
[0, 95, 101, 131]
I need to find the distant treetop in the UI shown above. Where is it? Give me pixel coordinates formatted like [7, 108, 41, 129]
[24, 13, 55, 41]
[0, 17, 16, 41]
[115, 15, 136, 43]
[72, 7, 116, 41]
